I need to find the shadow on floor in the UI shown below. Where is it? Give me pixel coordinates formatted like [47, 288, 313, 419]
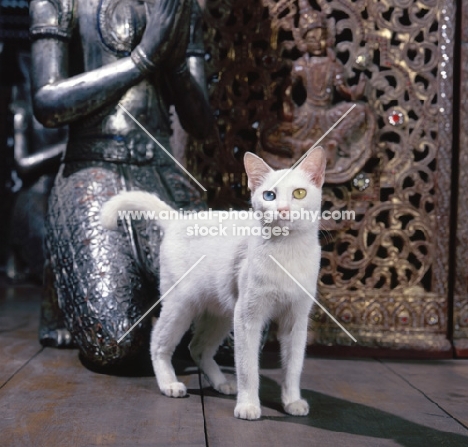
[259, 375, 468, 447]
[197, 372, 467, 446]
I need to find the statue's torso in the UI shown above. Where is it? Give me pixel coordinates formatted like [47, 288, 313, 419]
[71, 0, 170, 138]
[295, 55, 339, 107]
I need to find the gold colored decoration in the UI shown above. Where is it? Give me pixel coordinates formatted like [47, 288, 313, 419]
[190, 0, 455, 352]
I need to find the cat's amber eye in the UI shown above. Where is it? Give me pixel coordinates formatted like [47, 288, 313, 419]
[263, 191, 276, 201]
[293, 188, 307, 199]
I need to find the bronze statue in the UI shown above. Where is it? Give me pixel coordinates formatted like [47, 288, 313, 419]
[259, 3, 375, 183]
[30, 0, 214, 370]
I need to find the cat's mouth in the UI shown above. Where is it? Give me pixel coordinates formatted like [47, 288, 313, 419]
[276, 210, 293, 221]
[260, 210, 296, 226]
[270, 218, 292, 228]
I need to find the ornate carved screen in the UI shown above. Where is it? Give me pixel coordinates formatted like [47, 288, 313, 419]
[454, 5, 468, 357]
[189, 0, 455, 353]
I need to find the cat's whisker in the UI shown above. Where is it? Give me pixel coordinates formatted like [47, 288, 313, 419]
[319, 218, 335, 236]
[326, 232, 334, 245]
[320, 228, 334, 246]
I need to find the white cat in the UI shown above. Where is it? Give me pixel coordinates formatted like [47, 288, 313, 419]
[100, 147, 326, 420]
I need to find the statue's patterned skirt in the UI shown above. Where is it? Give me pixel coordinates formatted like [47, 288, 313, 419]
[46, 141, 205, 367]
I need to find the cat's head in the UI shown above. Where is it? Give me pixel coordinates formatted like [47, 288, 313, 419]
[244, 148, 326, 230]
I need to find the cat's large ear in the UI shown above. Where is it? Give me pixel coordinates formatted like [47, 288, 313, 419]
[244, 152, 273, 191]
[298, 147, 327, 187]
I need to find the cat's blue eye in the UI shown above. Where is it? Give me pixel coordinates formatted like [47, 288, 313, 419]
[263, 191, 276, 201]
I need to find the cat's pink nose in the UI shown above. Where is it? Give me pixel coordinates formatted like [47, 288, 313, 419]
[277, 206, 290, 213]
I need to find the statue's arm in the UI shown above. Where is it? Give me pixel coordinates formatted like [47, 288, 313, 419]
[333, 62, 351, 98]
[334, 62, 366, 101]
[166, 0, 214, 139]
[289, 58, 307, 92]
[30, 0, 145, 128]
[167, 63, 214, 140]
[12, 103, 65, 175]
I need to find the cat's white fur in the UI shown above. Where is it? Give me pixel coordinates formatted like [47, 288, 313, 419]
[100, 148, 326, 420]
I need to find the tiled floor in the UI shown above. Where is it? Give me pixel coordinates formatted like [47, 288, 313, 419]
[1, 282, 468, 447]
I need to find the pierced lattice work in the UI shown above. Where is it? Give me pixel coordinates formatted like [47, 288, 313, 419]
[189, 0, 455, 351]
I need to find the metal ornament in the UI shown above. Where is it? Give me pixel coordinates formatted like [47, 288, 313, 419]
[30, 0, 213, 366]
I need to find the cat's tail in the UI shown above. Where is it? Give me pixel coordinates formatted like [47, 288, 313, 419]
[100, 191, 175, 231]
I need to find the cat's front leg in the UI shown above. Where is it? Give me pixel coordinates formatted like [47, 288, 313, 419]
[278, 305, 311, 416]
[233, 300, 264, 420]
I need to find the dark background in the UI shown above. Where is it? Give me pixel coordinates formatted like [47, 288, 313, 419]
[0, 1, 30, 272]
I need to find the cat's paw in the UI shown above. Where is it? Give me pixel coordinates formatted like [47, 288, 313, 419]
[284, 399, 309, 416]
[160, 382, 187, 398]
[234, 403, 261, 420]
[215, 380, 237, 395]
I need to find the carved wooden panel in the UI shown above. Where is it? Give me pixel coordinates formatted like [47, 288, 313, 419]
[190, 0, 455, 352]
[454, 1, 468, 357]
